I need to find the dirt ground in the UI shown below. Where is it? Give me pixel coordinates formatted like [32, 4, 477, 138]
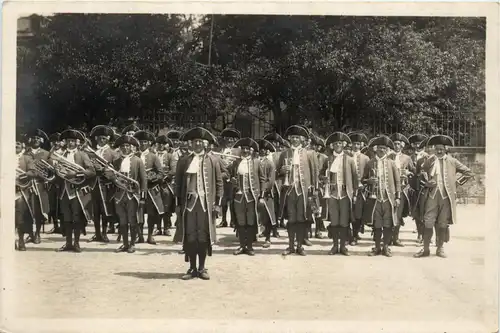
[4, 204, 498, 333]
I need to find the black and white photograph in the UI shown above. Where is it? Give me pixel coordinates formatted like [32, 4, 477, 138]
[1, 2, 499, 333]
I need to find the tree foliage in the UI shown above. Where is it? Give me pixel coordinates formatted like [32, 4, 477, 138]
[18, 14, 485, 144]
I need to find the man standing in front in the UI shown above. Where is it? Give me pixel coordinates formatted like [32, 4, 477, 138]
[320, 132, 358, 255]
[348, 132, 369, 245]
[276, 125, 318, 256]
[175, 127, 223, 280]
[414, 135, 473, 258]
[389, 133, 416, 247]
[54, 130, 96, 253]
[363, 136, 401, 257]
[134, 130, 164, 245]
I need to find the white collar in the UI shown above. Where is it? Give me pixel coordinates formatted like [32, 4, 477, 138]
[97, 144, 109, 150]
[375, 154, 387, 161]
[123, 153, 134, 159]
[66, 148, 77, 154]
[192, 151, 205, 157]
[291, 145, 301, 151]
[31, 147, 40, 154]
[333, 151, 344, 157]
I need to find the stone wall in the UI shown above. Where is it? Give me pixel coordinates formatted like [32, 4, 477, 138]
[448, 147, 485, 204]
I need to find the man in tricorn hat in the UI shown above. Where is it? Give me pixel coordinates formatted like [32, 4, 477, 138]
[407, 134, 429, 243]
[46, 132, 64, 234]
[175, 127, 223, 280]
[54, 129, 96, 252]
[87, 125, 119, 243]
[217, 128, 241, 228]
[230, 137, 264, 256]
[321, 132, 358, 255]
[24, 129, 51, 244]
[348, 132, 369, 245]
[134, 130, 164, 245]
[363, 135, 401, 257]
[414, 135, 473, 258]
[389, 133, 416, 247]
[276, 125, 318, 256]
[155, 135, 175, 236]
[106, 135, 147, 253]
[15, 133, 35, 251]
[310, 134, 327, 239]
[256, 139, 279, 246]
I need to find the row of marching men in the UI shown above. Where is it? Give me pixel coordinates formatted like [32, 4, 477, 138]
[15, 123, 474, 279]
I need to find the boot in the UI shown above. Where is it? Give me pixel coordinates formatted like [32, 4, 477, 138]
[339, 227, 349, 256]
[137, 223, 145, 243]
[382, 228, 392, 257]
[73, 227, 82, 253]
[392, 225, 404, 247]
[271, 226, 280, 238]
[116, 225, 129, 252]
[17, 229, 26, 251]
[350, 222, 359, 246]
[234, 228, 246, 255]
[246, 228, 255, 256]
[296, 224, 306, 256]
[369, 228, 382, 256]
[128, 224, 136, 253]
[329, 226, 339, 255]
[436, 228, 447, 258]
[57, 222, 73, 252]
[282, 224, 296, 256]
[101, 218, 110, 243]
[414, 228, 432, 258]
[303, 225, 313, 246]
[147, 220, 157, 245]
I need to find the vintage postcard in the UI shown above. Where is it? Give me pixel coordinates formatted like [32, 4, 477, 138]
[1, 1, 498, 332]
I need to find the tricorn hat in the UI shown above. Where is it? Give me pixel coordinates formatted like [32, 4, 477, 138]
[156, 135, 173, 146]
[390, 133, 410, 146]
[122, 124, 141, 135]
[348, 132, 369, 144]
[427, 135, 454, 147]
[114, 135, 140, 148]
[27, 129, 49, 143]
[90, 125, 114, 139]
[262, 132, 284, 144]
[369, 135, 394, 150]
[257, 139, 276, 152]
[134, 130, 155, 142]
[220, 128, 241, 139]
[408, 134, 429, 144]
[233, 137, 259, 151]
[60, 129, 86, 142]
[326, 132, 351, 146]
[284, 125, 310, 139]
[181, 127, 217, 144]
[166, 130, 181, 140]
[49, 132, 61, 142]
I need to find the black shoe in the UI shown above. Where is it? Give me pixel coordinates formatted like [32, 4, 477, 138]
[282, 247, 295, 256]
[47, 227, 61, 234]
[349, 239, 358, 246]
[436, 247, 447, 258]
[382, 246, 392, 257]
[329, 246, 338, 255]
[340, 247, 349, 256]
[217, 221, 228, 228]
[87, 234, 103, 243]
[296, 247, 306, 256]
[178, 250, 185, 254]
[116, 234, 122, 242]
[272, 229, 280, 238]
[164, 229, 172, 236]
[25, 235, 35, 244]
[368, 247, 381, 256]
[56, 244, 73, 252]
[73, 242, 82, 253]
[127, 245, 136, 253]
[115, 245, 128, 253]
[392, 240, 404, 247]
[414, 249, 430, 258]
[233, 247, 246, 255]
[262, 240, 271, 248]
[246, 248, 255, 256]
[34, 234, 41, 244]
[279, 221, 286, 229]
[198, 269, 210, 280]
[153, 229, 161, 236]
[303, 239, 313, 247]
[102, 234, 110, 243]
[147, 236, 157, 245]
[315, 232, 324, 239]
[17, 240, 27, 251]
[137, 236, 145, 244]
[181, 268, 198, 280]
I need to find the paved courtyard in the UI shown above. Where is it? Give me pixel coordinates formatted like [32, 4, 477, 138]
[4, 204, 498, 332]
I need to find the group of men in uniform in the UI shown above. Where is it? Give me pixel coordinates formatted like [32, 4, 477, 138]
[15, 122, 474, 280]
